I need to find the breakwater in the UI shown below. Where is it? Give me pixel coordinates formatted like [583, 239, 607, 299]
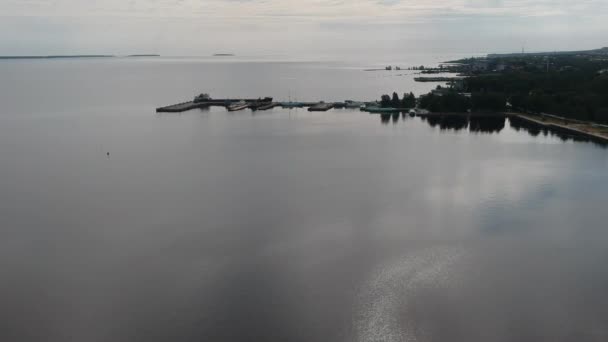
[157, 97, 365, 113]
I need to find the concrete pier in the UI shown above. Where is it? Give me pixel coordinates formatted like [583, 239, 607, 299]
[156, 97, 273, 113]
[157, 97, 343, 113]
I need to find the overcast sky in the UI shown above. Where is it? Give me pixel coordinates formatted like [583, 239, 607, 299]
[1, 0, 606, 57]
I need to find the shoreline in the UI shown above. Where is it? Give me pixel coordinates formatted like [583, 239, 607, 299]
[417, 111, 608, 143]
[513, 114, 608, 143]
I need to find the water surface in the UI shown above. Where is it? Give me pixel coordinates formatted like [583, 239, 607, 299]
[1, 57, 607, 342]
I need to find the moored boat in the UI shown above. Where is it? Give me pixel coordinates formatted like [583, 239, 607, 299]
[344, 100, 364, 108]
[308, 102, 334, 112]
[249, 97, 274, 110]
[227, 100, 249, 111]
[257, 103, 277, 111]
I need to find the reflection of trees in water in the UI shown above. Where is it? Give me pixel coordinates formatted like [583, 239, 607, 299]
[424, 115, 469, 131]
[375, 114, 607, 147]
[392, 113, 400, 124]
[509, 116, 544, 136]
[508, 116, 607, 147]
[380, 113, 409, 124]
[418, 115, 504, 133]
[375, 112, 414, 125]
[392, 113, 505, 133]
[380, 114, 391, 124]
[468, 116, 505, 133]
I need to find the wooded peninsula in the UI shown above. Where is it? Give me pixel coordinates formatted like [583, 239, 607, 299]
[411, 47, 608, 123]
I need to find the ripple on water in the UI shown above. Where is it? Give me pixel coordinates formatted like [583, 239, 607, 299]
[354, 246, 465, 342]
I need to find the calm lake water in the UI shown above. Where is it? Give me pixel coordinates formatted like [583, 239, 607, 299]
[1, 57, 608, 342]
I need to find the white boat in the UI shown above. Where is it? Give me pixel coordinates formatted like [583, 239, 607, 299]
[227, 100, 248, 111]
[344, 100, 364, 108]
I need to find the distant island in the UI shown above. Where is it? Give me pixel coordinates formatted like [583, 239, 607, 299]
[213, 53, 235, 57]
[127, 54, 160, 57]
[0, 54, 161, 60]
[0, 55, 115, 59]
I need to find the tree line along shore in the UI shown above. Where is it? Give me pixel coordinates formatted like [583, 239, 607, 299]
[381, 48, 608, 124]
[407, 48, 608, 124]
[373, 48, 608, 141]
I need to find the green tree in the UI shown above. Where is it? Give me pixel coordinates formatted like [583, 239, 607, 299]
[471, 92, 506, 111]
[419, 92, 470, 112]
[402, 92, 416, 108]
[380, 94, 391, 107]
[391, 92, 401, 108]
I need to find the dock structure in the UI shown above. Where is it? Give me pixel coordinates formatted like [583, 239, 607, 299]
[156, 97, 273, 113]
[157, 95, 373, 114]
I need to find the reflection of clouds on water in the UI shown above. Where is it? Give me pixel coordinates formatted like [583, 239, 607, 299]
[355, 247, 465, 342]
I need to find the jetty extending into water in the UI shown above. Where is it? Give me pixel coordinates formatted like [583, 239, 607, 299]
[155, 95, 608, 144]
[157, 97, 273, 113]
[157, 95, 363, 113]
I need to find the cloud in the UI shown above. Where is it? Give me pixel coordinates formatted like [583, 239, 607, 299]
[2, 0, 606, 20]
[0, 0, 606, 55]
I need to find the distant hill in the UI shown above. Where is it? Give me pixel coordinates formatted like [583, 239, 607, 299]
[488, 47, 608, 58]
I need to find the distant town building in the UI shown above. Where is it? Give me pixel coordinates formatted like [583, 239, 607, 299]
[471, 59, 489, 72]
